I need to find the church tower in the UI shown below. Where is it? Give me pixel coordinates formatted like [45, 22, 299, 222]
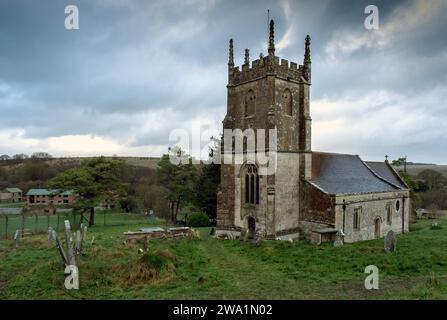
[217, 20, 312, 238]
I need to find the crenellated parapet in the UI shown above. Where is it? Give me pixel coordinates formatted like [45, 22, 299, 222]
[229, 55, 306, 85]
[228, 19, 311, 86]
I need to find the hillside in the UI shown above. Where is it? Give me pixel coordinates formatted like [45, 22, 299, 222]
[395, 164, 447, 177]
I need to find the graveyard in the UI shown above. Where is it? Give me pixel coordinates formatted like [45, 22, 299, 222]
[0, 213, 446, 299]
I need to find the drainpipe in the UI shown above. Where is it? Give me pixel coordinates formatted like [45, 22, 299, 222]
[342, 200, 347, 234]
[402, 197, 405, 234]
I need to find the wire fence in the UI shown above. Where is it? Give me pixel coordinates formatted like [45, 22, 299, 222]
[0, 211, 152, 239]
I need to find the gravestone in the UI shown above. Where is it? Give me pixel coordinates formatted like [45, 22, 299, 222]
[333, 230, 344, 247]
[14, 229, 22, 247]
[239, 228, 246, 241]
[384, 230, 396, 252]
[48, 227, 55, 241]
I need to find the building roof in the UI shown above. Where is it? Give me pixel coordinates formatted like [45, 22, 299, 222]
[309, 152, 406, 196]
[26, 189, 74, 196]
[5, 187, 22, 193]
[365, 161, 408, 189]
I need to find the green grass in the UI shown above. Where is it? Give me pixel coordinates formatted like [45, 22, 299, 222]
[0, 216, 446, 299]
[0, 212, 155, 238]
[0, 202, 26, 208]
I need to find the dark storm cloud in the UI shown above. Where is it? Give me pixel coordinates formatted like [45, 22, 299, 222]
[0, 0, 446, 162]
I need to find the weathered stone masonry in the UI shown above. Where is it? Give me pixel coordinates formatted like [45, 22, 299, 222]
[216, 20, 410, 243]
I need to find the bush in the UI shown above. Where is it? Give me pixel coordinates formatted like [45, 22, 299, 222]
[186, 212, 210, 227]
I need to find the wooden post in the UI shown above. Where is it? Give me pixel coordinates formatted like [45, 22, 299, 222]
[5, 215, 8, 239]
[57, 214, 60, 231]
[75, 230, 81, 255]
[14, 229, 22, 247]
[21, 214, 25, 232]
[64, 220, 76, 266]
[79, 224, 87, 255]
[53, 230, 69, 266]
[47, 214, 50, 230]
[143, 236, 148, 252]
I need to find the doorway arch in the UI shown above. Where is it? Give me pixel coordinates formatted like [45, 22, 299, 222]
[247, 216, 256, 239]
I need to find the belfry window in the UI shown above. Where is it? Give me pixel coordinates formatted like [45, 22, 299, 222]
[244, 165, 259, 205]
[244, 90, 256, 117]
[282, 88, 293, 116]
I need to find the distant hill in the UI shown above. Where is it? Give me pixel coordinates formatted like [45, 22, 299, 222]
[395, 164, 447, 177]
[0, 156, 161, 170]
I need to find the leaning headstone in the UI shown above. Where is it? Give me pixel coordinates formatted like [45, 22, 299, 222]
[384, 230, 396, 252]
[333, 230, 344, 247]
[14, 229, 22, 247]
[53, 231, 69, 265]
[64, 220, 76, 266]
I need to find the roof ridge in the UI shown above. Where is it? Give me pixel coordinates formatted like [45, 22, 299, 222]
[360, 157, 404, 190]
[385, 161, 410, 189]
[312, 150, 358, 157]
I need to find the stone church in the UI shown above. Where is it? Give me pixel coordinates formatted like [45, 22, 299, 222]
[216, 20, 410, 244]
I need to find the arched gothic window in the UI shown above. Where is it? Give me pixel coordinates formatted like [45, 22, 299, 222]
[244, 165, 259, 205]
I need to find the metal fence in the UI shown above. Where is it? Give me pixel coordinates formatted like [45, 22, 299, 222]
[0, 211, 151, 239]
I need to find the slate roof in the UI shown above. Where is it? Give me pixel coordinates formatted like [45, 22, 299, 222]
[5, 187, 22, 193]
[26, 189, 74, 196]
[365, 161, 407, 189]
[309, 152, 405, 196]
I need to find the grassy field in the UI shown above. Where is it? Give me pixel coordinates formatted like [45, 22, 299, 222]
[0, 215, 446, 300]
[0, 202, 26, 208]
[0, 212, 155, 239]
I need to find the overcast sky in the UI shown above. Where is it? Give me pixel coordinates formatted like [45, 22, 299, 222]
[0, 0, 446, 163]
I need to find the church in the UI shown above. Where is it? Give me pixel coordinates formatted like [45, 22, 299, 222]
[216, 20, 410, 244]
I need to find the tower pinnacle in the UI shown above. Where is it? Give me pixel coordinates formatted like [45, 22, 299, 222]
[303, 35, 311, 82]
[228, 38, 234, 67]
[244, 48, 250, 65]
[268, 19, 275, 57]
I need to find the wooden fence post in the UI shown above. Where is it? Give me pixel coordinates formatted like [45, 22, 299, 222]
[14, 229, 22, 247]
[5, 215, 8, 239]
[47, 215, 50, 230]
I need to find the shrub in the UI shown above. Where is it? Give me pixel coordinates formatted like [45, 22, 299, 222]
[186, 212, 210, 227]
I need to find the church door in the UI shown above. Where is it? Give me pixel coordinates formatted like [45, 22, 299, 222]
[374, 218, 381, 238]
[247, 217, 256, 239]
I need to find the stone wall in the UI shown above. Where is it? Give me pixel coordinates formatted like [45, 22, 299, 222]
[334, 191, 410, 243]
